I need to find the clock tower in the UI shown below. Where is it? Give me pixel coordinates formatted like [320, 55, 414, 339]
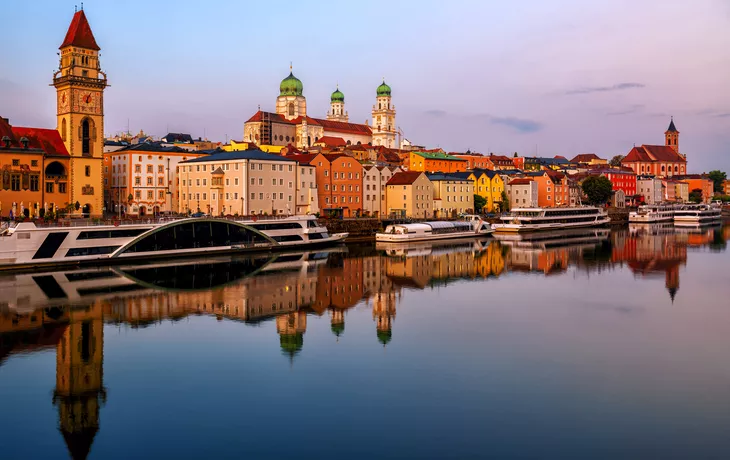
[54, 9, 108, 216]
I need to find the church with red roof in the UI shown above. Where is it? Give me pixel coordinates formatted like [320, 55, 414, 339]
[621, 118, 687, 178]
[244, 70, 398, 149]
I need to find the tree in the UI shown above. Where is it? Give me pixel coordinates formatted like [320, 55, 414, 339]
[689, 188, 703, 203]
[609, 155, 624, 167]
[474, 194, 486, 213]
[500, 190, 510, 212]
[582, 176, 613, 205]
[708, 170, 727, 193]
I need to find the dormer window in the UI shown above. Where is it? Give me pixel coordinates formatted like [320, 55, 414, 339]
[19, 137, 29, 149]
[1, 136, 10, 148]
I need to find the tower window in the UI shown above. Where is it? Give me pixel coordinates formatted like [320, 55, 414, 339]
[288, 103, 295, 117]
[82, 119, 91, 156]
[85, 166, 91, 177]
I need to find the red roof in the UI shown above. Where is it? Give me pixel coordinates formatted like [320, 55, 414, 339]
[311, 118, 372, 135]
[11, 127, 70, 156]
[0, 117, 17, 146]
[289, 116, 322, 126]
[60, 10, 100, 51]
[314, 136, 347, 147]
[378, 152, 402, 163]
[386, 171, 424, 186]
[288, 153, 318, 165]
[489, 154, 513, 164]
[623, 145, 686, 163]
[245, 111, 293, 124]
[571, 153, 603, 163]
[509, 178, 534, 185]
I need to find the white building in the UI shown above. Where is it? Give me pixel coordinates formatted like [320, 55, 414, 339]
[507, 178, 538, 208]
[637, 176, 663, 204]
[363, 165, 401, 217]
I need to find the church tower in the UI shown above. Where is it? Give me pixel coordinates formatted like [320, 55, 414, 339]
[372, 291, 396, 346]
[371, 80, 397, 148]
[327, 86, 348, 122]
[53, 303, 106, 460]
[275, 66, 306, 121]
[665, 117, 679, 153]
[54, 8, 107, 216]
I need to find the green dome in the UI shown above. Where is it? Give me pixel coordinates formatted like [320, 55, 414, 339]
[376, 80, 391, 97]
[331, 322, 345, 337]
[280, 72, 303, 96]
[377, 329, 392, 345]
[280, 333, 304, 357]
[331, 87, 345, 103]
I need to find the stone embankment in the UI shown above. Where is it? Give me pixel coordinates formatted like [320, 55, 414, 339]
[607, 207, 629, 224]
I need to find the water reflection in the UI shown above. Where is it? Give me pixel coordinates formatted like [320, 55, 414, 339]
[0, 223, 728, 459]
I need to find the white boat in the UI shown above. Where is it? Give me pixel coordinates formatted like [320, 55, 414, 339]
[673, 204, 722, 225]
[376, 237, 490, 258]
[492, 206, 610, 233]
[629, 203, 676, 223]
[376, 215, 493, 242]
[0, 215, 347, 271]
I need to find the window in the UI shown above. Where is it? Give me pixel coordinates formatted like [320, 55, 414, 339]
[279, 179, 284, 186]
[324, 170, 329, 177]
[259, 178, 263, 185]
[135, 190, 141, 199]
[226, 193, 230, 199]
[147, 177, 153, 186]
[135, 164, 141, 173]
[46, 182, 54, 193]
[235, 178, 239, 186]
[272, 178, 277, 186]
[289, 165, 293, 171]
[159, 190, 165, 200]
[203, 179, 207, 186]
[85, 166, 91, 177]
[147, 165, 153, 173]
[135, 177, 141, 186]
[59, 183, 66, 193]
[30, 175, 39, 192]
[259, 193, 264, 200]
[158, 165, 164, 173]
[288, 181, 293, 188]
[203, 193, 207, 200]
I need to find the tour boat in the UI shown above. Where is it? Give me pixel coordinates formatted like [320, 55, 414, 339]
[376, 215, 493, 243]
[495, 227, 610, 251]
[673, 204, 722, 225]
[0, 215, 347, 271]
[376, 236, 490, 258]
[492, 206, 610, 233]
[629, 203, 676, 223]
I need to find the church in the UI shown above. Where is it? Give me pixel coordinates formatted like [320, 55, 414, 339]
[243, 70, 397, 149]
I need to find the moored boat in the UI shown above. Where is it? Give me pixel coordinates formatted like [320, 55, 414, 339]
[492, 206, 610, 233]
[0, 215, 347, 271]
[629, 203, 676, 223]
[673, 204, 722, 225]
[376, 215, 493, 242]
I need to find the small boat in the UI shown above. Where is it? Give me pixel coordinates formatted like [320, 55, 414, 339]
[376, 215, 493, 243]
[0, 215, 347, 271]
[673, 204, 722, 225]
[629, 203, 676, 223]
[492, 206, 610, 233]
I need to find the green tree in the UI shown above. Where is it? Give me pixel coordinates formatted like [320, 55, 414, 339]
[708, 170, 727, 193]
[609, 155, 624, 167]
[581, 176, 613, 205]
[473, 194, 486, 212]
[689, 188, 703, 203]
[500, 190, 510, 212]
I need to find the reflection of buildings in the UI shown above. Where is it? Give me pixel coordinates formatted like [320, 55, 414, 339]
[372, 290, 396, 346]
[277, 311, 307, 359]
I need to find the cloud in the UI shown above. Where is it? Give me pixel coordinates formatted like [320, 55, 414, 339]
[423, 109, 447, 117]
[566, 82, 645, 95]
[607, 104, 644, 116]
[714, 113, 730, 118]
[490, 116, 543, 133]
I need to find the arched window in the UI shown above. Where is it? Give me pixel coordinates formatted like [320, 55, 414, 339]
[661, 165, 665, 172]
[82, 119, 91, 156]
[674, 165, 678, 172]
[379, 103, 382, 109]
[61, 118, 67, 141]
[288, 103, 295, 117]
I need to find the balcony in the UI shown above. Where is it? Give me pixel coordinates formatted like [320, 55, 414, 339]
[45, 174, 68, 181]
[52, 74, 108, 88]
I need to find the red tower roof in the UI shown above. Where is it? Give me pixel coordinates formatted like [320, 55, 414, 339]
[59, 10, 100, 50]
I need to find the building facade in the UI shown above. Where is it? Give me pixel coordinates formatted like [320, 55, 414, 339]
[637, 176, 663, 204]
[53, 10, 107, 216]
[177, 150, 300, 216]
[363, 165, 401, 217]
[621, 119, 687, 178]
[427, 174, 473, 217]
[407, 151, 468, 173]
[291, 153, 362, 217]
[507, 178, 538, 208]
[385, 171, 433, 218]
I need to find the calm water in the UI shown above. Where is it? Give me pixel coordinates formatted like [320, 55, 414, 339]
[1, 223, 729, 460]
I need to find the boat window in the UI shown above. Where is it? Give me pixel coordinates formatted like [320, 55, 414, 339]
[309, 233, 326, 240]
[272, 234, 304, 242]
[248, 222, 302, 230]
[121, 221, 270, 253]
[77, 229, 148, 239]
[66, 246, 121, 257]
[32, 232, 69, 260]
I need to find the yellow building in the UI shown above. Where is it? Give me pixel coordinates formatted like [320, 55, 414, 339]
[385, 171, 433, 218]
[53, 10, 107, 216]
[426, 173, 473, 217]
[452, 169, 504, 212]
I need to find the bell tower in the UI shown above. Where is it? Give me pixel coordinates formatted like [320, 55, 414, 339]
[54, 8, 108, 216]
[371, 80, 396, 148]
[665, 117, 679, 153]
[327, 86, 348, 123]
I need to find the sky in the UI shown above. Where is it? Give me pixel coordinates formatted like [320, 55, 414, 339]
[1, 0, 729, 172]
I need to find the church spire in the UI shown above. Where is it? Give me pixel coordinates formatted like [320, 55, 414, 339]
[60, 10, 100, 50]
[666, 116, 678, 133]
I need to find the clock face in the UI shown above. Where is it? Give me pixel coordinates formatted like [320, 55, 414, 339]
[58, 90, 70, 112]
[77, 91, 98, 112]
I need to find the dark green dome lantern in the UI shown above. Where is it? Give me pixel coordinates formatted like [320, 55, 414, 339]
[376, 79, 391, 97]
[331, 86, 345, 103]
[280, 70, 303, 97]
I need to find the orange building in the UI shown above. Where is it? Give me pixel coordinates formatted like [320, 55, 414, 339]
[451, 152, 493, 170]
[407, 151, 467, 173]
[527, 170, 571, 207]
[291, 152, 362, 217]
[0, 117, 71, 218]
[674, 175, 714, 203]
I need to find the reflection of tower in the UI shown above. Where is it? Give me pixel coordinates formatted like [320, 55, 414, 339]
[330, 308, 345, 341]
[666, 264, 679, 303]
[53, 305, 106, 460]
[276, 311, 307, 360]
[372, 292, 396, 346]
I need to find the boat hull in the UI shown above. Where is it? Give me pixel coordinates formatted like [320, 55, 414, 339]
[492, 217, 610, 233]
[375, 230, 493, 243]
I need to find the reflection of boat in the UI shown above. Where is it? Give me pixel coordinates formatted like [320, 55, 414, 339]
[494, 228, 611, 250]
[0, 215, 347, 271]
[376, 215, 493, 242]
[672, 221, 722, 233]
[376, 237, 490, 258]
[493, 206, 610, 232]
[629, 204, 676, 223]
[674, 204, 722, 225]
[0, 248, 342, 313]
[629, 222, 675, 236]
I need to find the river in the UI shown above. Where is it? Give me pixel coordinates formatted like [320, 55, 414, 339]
[1, 223, 729, 459]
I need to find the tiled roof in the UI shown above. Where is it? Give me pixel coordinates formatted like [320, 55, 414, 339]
[314, 136, 347, 147]
[571, 153, 602, 163]
[11, 127, 70, 156]
[509, 178, 534, 185]
[0, 117, 18, 146]
[288, 116, 322, 126]
[426, 173, 470, 182]
[387, 171, 425, 186]
[623, 145, 686, 163]
[181, 149, 296, 163]
[162, 133, 194, 143]
[245, 111, 293, 124]
[489, 154, 513, 163]
[311, 118, 372, 135]
[60, 10, 100, 50]
[288, 153, 318, 164]
[378, 152, 402, 163]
